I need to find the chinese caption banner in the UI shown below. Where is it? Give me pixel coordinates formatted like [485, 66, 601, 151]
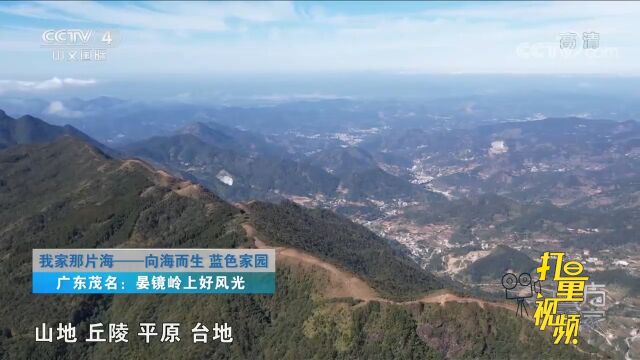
[32, 249, 276, 294]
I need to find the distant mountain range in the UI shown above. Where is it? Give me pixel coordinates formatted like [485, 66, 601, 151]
[121, 131, 340, 202]
[364, 117, 640, 205]
[0, 109, 439, 206]
[179, 121, 288, 158]
[121, 121, 439, 205]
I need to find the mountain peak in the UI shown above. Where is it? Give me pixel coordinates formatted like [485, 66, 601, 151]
[310, 146, 378, 175]
[180, 121, 234, 143]
[0, 112, 111, 155]
[15, 114, 49, 125]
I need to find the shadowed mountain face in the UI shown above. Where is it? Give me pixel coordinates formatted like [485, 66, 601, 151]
[179, 121, 287, 158]
[308, 146, 431, 201]
[309, 146, 380, 176]
[0, 110, 86, 148]
[247, 200, 442, 299]
[0, 110, 110, 154]
[0, 135, 590, 359]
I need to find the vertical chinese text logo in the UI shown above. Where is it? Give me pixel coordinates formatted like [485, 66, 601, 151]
[534, 252, 589, 345]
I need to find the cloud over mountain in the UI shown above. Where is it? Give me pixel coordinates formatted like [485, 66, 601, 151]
[0, 77, 97, 93]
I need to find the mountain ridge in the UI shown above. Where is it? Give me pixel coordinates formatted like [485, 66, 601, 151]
[0, 136, 593, 359]
[0, 115, 597, 359]
[0, 109, 113, 156]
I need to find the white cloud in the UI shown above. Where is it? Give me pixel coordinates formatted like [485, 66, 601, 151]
[248, 93, 353, 102]
[59, 78, 96, 86]
[0, 77, 97, 93]
[45, 100, 83, 118]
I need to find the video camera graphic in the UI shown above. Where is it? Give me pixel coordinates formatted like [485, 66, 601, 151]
[501, 272, 543, 316]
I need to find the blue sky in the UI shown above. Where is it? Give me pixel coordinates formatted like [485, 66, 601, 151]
[0, 1, 638, 94]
